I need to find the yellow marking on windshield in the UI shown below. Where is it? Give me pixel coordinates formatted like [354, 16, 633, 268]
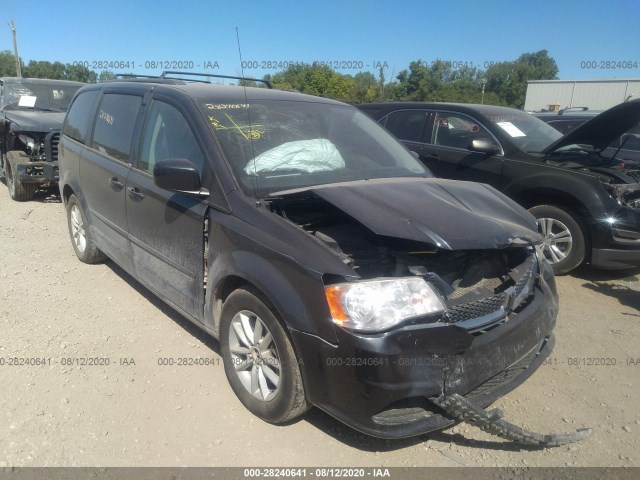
[208, 113, 264, 140]
[225, 112, 249, 140]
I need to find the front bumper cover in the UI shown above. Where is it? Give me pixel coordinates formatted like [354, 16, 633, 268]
[589, 206, 640, 269]
[16, 161, 58, 183]
[291, 261, 559, 439]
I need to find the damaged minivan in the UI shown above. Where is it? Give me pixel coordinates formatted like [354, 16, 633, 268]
[58, 73, 586, 443]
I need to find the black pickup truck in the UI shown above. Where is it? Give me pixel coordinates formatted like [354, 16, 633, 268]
[0, 77, 84, 201]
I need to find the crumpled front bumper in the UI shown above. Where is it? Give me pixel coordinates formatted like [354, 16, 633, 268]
[16, 161, 59, 183]
[291, 259, 558, 439]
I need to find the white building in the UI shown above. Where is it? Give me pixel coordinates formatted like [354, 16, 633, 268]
[524, 79, 640, 112]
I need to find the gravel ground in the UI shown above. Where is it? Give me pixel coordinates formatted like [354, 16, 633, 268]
[1, 184, 639, 468]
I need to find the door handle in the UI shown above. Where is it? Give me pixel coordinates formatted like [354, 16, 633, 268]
[127, 187, 145, 200]
[110, 177, 124, 190]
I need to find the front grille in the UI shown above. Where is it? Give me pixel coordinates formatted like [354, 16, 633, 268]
[445, 294, 505, 324]
[442, 253, 537, 329]
[50, 132, 60, 162]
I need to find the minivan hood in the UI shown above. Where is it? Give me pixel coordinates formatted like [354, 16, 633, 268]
[5, 109, 66, 133]
[541, 99, 640, 154]
[271, 177, 540, 250]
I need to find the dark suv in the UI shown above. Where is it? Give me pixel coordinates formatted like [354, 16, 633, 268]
[58, 74, 559, 439]
[360, 101, 640, 274]
[0, 77, 84, 200]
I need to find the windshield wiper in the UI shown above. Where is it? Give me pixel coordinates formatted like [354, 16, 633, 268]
[31, 107, 63, 112]
[4, 105, 63, 112]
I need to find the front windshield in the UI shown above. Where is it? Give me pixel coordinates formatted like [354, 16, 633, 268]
[2, 81, 82, 112]
[199, 100, 430, 196]
[484, 110, 562, 153]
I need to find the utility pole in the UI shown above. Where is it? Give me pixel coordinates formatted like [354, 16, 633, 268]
[9, 20, 21, 78]
[481, 79, 487, 104]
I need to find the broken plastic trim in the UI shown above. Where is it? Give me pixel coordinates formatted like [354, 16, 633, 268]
[433, 394, 592, 447]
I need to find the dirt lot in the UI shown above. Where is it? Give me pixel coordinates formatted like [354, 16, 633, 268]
[1, 184, 640, 468]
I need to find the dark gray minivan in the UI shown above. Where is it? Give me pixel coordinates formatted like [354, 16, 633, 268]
[57, 74, 573, 442]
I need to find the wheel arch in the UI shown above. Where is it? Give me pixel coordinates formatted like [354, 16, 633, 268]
[510, 188, 592, 258]
[61, 183, 76, 206]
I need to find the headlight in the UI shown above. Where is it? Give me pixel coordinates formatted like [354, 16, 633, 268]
[325, 277, 445, 332]
[18, 134, 35, 150]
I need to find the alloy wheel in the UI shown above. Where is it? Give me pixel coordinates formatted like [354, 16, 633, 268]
[536, 217, 573, 264]
[70, 204, 87, 253]
[228, 310, 281, 401]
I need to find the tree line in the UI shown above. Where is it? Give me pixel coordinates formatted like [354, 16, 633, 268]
[0, 49, 558, 109]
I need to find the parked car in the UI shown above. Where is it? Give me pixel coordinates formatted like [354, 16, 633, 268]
[359, 100, 640, 274]
[0, 77, 84, 200]
[534, 107, 640, 163]
[58, 74, 558, 440]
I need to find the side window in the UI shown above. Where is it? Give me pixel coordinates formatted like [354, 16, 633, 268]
[620, 124, 640, 151]
[138, 100, 205, 174]
[63, 90, 100, 144]
[432, 112, 491, 149]
[91, 93, 142, 162]
[547, 119, 583, 135]
[384, 110, 428, 142]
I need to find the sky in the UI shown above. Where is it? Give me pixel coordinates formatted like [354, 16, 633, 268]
[2, 0, 640, 82]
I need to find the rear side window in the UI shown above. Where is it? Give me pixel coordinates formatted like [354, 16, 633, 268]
[384, 110, 428, 142]
[138, 100, 205, 174]
[63, 90, 100, 144]
[91, 94, 142, 163]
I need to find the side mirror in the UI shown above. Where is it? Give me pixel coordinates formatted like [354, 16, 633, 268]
[153, 158, 207, 195]
[410, 150, 419, 160]
[470, 138, 501, 155]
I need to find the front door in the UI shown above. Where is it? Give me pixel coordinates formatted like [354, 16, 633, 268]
[423, 111, 504, 189]
[126, 99, 208, 321]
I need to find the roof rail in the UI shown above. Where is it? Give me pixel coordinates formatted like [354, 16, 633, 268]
[116, 74, 161, 79]
[160, 71, 272, 89]
[558, 106, 589, 115]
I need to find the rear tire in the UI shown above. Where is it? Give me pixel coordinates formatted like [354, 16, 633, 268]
[6, 151, 35, 201]
[65, 194, 107, 263]
[529, 204, 586, 275]
[220, 287, 309, 424]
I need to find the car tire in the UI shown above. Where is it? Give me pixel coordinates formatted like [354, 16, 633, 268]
[6, 151, 35, 201]
[529, 204, 586, 275]
[220, 287, 309, 424]
[65, 194, 107, 264]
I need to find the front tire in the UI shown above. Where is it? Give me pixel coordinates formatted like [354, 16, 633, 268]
[529, 204, 586, 275]
[6, 151, 35, 201]
[65, 194, 107, 263]
[220, 288, 309, 424]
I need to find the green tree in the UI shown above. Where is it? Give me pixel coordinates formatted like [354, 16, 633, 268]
[63, 63, 97, 83]
[383, 81, 407, 101]
[270, 63, 309, 91]
[23, 60, 66, 79]
[391, 59, 485, 103]
[351, 72, 381, 104]
[98, 70, 117, 82]
[270, 63, 355, 101]
[21, 60, 97, 83]
[485, 50, 558, 108]
[0, 50, 21, 76]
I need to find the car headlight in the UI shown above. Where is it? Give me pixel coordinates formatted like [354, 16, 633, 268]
[325, 277, 445, 332]
[18, 134, 35, 150]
